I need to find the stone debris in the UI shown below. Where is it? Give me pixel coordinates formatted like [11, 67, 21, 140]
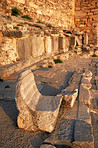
[60, 89, 78, 108]
[15, 69, 62, 133]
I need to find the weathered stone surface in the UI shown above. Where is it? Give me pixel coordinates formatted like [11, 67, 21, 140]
[31, 35, 44, 57]
[15, 69, 62, 133]
[81, 75, 92, 89]
[16, 37, 31, 60]
[79, 85, 90, 105]
[78, 101, 91, 124]
[90, 89, 98, 114]
[3, 30, 22, 38]
[51, 36, 58, 52]
[58, 37, 66, 51]
[60, 89, 78, 107]
[44, 36, 52, 53]
[72, 120, 94, 148]
[40, 144, 56, 148]
[45, 118, 75, 146]
[91, 112, 98, 148]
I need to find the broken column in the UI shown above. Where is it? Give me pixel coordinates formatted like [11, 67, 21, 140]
[44, 36, 52, 53]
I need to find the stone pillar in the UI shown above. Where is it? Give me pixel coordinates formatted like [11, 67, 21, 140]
[58, 37, 66, 52]
[51, 36, 58, 52]
[83, 34, 88, 45]
[31, 35, 44, 57]
[44, 36, 52, 53]
[16, 37, 31, 60]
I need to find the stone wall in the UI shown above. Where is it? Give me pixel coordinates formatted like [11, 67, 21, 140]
[75, 0, 98, 45]
[0, 34, 69, 65]
[6, 0, 75, 29]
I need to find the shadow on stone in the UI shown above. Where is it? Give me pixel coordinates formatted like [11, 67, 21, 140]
[0, 100, 19, 126]
[54, 144, 71, 148]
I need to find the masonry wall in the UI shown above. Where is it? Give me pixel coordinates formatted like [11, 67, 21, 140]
[75, 0, 98, 45]
[6, 0, 75, 29]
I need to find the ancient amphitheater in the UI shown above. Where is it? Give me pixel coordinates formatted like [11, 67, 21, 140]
[0, 0, 98, 148]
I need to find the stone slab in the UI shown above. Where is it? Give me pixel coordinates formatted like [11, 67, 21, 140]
[45, 118, 75, 146]
[78, 101, 91, 124]
[72, 120, 94, 148]
[79, 85, 90, 105]
[91, 112, 98, 148]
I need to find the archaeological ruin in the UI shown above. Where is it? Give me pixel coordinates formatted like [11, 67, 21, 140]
[0, 0, 98, 147]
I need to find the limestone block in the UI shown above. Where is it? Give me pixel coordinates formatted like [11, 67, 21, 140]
[51, 36, 58, 52]
[15, 69, 62, 133]
[3, 31, 22, 38]
[79, 85, 90, 105]
[44, 118, 75, 146]
[44, 36, 52, 53]
[81, 76, 92, 89]
[16, 38, 31, 60]
[72, 120, 94, 148]
[78, 101, 91, 123]
[58, 37, 66, 51]
[31, 35, 44, 57]
[83, 70, 92, 77]
[60, 89, 78, 107]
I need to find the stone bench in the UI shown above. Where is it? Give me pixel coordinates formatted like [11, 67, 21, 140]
[15, 69, 62, 133]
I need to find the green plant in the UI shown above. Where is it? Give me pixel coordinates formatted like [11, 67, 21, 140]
[33, 24, 43, 29]
[24, 7, 26, 10]
[21, 15, 32, 20]
[17, 24, 23, 26]
[54, 59, 63, 64]
[0, 78, 3, 82]
[11, 7, 22, 17]
[92, 54, 97, 57]
[48, 65, 53, 68]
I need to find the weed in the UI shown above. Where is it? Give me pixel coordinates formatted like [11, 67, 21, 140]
[11, 7, 22, 17]
[48, 65, 53, 68]
[24, 7, 26, 10]
[21, 15, 32, 20]
[17, 24, 23, 26]
[54, 59, 63, 64]
[33, 24, 43, 29]
[92, 54, 97, 57]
